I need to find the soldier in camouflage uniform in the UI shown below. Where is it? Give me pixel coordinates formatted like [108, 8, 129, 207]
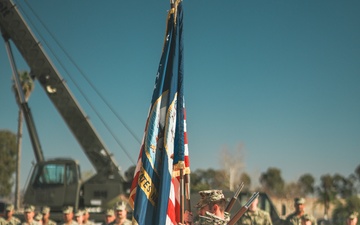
[285, 198, 317, 225]
[109, 201, 131, 225]
[191, 189, 230, 225]
[41, 206, 56, 225]
[74, 210, 83, 225]
[34, 213, 43, 225]
[238, 195, 272, 225]
[61, 206, 78, 225]
[102, 209, 115, 225]
[22, 205, 39, 225]
[81, 209, 94, 225]
[346, 212, 358, 225]
[2, 204, 21, 225]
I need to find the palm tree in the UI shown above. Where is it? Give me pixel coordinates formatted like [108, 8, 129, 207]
[12, 70, 34, 209]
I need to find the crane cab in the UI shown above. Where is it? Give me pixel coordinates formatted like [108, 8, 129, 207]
[24, 159, 82, 211]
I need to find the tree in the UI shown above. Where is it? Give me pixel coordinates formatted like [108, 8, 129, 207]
[354, 164, 360, 194]
[124, 165, 136, 190]
[190, 168, 226, 193]
[316, 174, 338, 218]
[284, 182, 301, 198]
[12, 70, 34, 209]
[190, 169, 212, 193]
[332, 196, 360, 225]
[332, 173, 356, 199]
[298, 173, 315, 196]
[259, 167, 285, 197]
[355, 164, 360, 181]
[0, 130, 17, 197]
[125, 165, 136, 182]
[240, 172, 251, 192]
[219, 143, 245, 191]
[282, 174, 314, 199]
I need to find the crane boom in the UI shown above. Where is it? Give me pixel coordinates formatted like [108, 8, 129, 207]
[5, 37, 45, 163]
[0, 0, 121, 175]
[0, 0, 127, 210]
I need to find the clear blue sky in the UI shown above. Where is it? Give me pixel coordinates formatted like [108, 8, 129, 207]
[1, 0, 359, 189]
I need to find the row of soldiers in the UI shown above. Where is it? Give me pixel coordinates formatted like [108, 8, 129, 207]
[181, 189, 359, 225]
[1, 194, 358, 225]
[0, 201, 133, 225]
[0, 204, 55, 225]
[57, 201, 131, 225]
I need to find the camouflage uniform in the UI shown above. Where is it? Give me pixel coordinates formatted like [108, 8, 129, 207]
[41, 207, 56, 225]
[60, 221, 78, 225]
[238, 209, 272, 225]
[286, 198, 317, 225]
[82, 209, 95, 225]
[20, 221, 40, 225]
[33, 213, 42, 225]
[2, 204, 21, 225]
[82, 222, 95, 225]
[2, 217, 21, 225]
[108, 219, 131, 225]
[196, 190, 227, 209]
[74, 210, 84, 225]
[109, 201, 131, 225]
[101, 209, 115, 225]
[0, 218, 6, 225]
[224, 212, 230, 223]
[43, 220, 56, 225]
[60, 206, 79, 225]
[286, 213, 317, 225]
[194, 190, 230, 225]
[195, 212, 228, 225]
[21, 205, 40, 225]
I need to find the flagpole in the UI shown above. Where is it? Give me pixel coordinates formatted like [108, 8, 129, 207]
[185, 173, 191, 211]
[179, 161, 185, 224]
[184, 172, 192, 225]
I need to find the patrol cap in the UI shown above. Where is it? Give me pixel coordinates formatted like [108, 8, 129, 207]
[105, 209, 114, 216]
[114, 201, 127, 211]
[5, 204, 14, 211]
[348, 212, 359, 219]
[24, 205, 35, 213]
[294, 197, 305, 205]
[34, 213, 43, 221]
[74, 210, 83, 217]
[62, 206, 74, 214]
[196, 190, 225, 209]
[41, 206, 50, 214]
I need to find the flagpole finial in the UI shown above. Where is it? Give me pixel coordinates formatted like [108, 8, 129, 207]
[171, 0, 181, 9]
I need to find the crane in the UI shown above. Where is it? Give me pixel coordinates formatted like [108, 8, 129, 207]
[0, 0, 127, 211]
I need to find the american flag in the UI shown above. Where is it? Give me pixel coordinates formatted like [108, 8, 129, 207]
[129, 1, 190, 224]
